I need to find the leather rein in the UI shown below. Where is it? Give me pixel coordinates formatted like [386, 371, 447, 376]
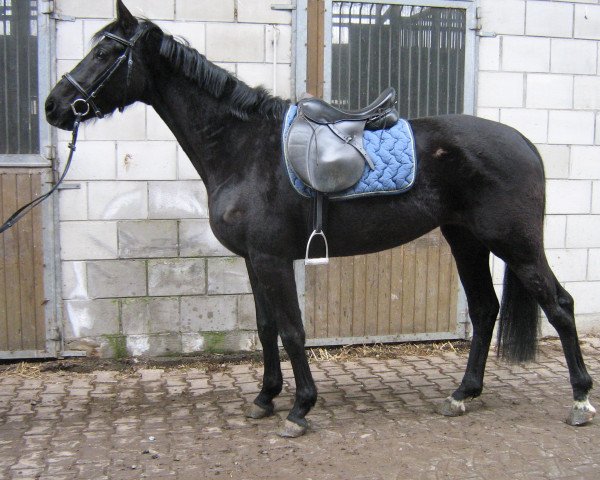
[0, 27, 146, 234]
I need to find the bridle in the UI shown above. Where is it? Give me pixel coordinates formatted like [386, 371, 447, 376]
[1, 25, 148, 234]
[63, 25, 148, 118]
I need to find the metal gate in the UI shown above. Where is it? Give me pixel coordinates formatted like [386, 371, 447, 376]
[295, 0, 475, 345]
[0, 0, 59, 358]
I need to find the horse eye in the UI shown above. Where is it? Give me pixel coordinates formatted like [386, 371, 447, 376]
[94, 49, 107, 60]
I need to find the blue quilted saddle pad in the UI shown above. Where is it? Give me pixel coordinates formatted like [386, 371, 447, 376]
[282, 105, 417, 200]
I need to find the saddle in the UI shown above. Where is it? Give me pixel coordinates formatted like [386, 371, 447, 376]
[285, 87, 399, 193]
[284, 88, 399, 265]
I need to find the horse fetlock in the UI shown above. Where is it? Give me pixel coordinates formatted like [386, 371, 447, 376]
[566, 397, 596, 426]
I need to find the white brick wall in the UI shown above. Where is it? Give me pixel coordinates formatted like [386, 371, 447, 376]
[54, 0, 293, 357]
[479, 0, 600, 328]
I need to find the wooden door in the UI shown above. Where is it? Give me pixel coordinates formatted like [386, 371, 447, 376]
[302, 1, 467, 345]
[0, 169, 49, 355]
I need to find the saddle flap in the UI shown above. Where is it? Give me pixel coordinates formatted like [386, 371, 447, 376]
[285, 113, 368, 193]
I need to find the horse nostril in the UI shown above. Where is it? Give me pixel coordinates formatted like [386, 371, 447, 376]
[45, 98, 56, 116]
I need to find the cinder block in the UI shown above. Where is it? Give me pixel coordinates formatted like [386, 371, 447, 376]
[500, 109, 548, 144]
[564, 281, 600, 314]
[56, 0, 114, 18]
[546, 249, 588, 282]
[148, 181, 208, 219]
[88, 181, 148, 220]
[181, 296, 237, 332]
[118, 220, 178, 258]
[478, 72, 523, 108]
[181, 333, 205, 353]
[117, 141, 177, 180]
[548, 111, 595, 145]
[575, 4, 600, 40]
[175, 0, 235, 21]
[147, 333, 182, 356]
[551, 39, 597, 74]
[479, 0, 525, 36]
[59, 182, 88, 221]
[62, 261, 88, 300]
[177, 146, 201, 180]
[544, 215, 566, 249]
[597, 112, 600, 145]
[122, 0, 175, 20]
[87, 260, 147, 298]
[83, 103, 147, 141]
[546, 180, 591, 214]
[58, 141, 117, 181]
[574, 76, 600, 110]
[207, 257, 252, 294]
[525, 1, 573, 38]
[206, 23, 265, 62]
[60, 221, 118, 260]
[126, 335, 151, 356]
[148, 258, 206, 296]
[526, 74, 572, 109]
[237, 0, 292, 24]
[63, 299, 120, 339]
[593, 181, 600, 214]
[237, 295, 257, 330]
[121, 297, 180, 334]
[478, 37, 500, 71]
[155, 21, 206, 53]
[179, 219, 232, 257]
[536, 144, 569, 179]
[588, 250, 600, 280]
[502, 36, 550, 72]
[57, 20, 84, 60]
[571, 146, 600, 179]
[566, 215, 600, 247]
[146, 108, 176, 141]
[236, 63, 292, 99]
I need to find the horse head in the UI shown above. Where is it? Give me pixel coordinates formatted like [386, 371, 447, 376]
[45, 0, 155, 130]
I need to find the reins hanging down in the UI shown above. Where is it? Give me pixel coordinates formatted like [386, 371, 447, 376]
[0, 27, 146, 234]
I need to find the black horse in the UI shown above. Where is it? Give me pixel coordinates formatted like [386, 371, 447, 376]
[45, 1, 594, 437]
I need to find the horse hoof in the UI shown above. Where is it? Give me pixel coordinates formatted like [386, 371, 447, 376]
[278, 419, 308, 438]
[439, 396, 466, 417]
[566, 399, 596, 426]
[244, 402, 274, 419]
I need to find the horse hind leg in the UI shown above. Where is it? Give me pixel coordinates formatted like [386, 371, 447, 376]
[439, 225, 499, 416]
[503, 258, 595, 425]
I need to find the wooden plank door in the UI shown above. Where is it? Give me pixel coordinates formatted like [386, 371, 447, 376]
[0, 169, 50, 356]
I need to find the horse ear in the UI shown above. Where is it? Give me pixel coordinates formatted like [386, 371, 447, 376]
[116, 0, 137, 34]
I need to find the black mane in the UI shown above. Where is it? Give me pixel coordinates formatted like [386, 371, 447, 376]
[94, 20, 290, 121]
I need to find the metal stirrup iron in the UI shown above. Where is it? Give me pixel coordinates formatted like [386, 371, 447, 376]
[305, 192, 329, 265]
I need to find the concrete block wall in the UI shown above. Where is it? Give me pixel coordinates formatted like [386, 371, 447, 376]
[478, 0, 600, 335]
[54, 0, 293, 357]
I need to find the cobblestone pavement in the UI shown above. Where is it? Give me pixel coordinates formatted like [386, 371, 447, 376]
[1, 338, 599, 480]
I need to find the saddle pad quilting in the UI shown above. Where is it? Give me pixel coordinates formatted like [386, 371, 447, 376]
[283, 105, 417, 200]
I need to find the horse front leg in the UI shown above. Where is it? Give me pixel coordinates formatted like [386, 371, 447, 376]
[244, 258, 283, 419]
[247, 252, 317, 437]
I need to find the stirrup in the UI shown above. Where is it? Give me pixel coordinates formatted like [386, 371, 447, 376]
[305, 229, 329, 265]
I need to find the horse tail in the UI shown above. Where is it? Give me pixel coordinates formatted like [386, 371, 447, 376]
[496, 265, 541, 363]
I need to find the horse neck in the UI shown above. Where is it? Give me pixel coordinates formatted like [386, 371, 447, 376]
[144, 64, 284, 193]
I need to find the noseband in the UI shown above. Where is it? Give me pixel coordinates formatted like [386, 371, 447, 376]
[63, 25, 147, 118]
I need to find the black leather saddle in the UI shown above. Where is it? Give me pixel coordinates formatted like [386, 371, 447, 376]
[299, 87, 398, 130]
